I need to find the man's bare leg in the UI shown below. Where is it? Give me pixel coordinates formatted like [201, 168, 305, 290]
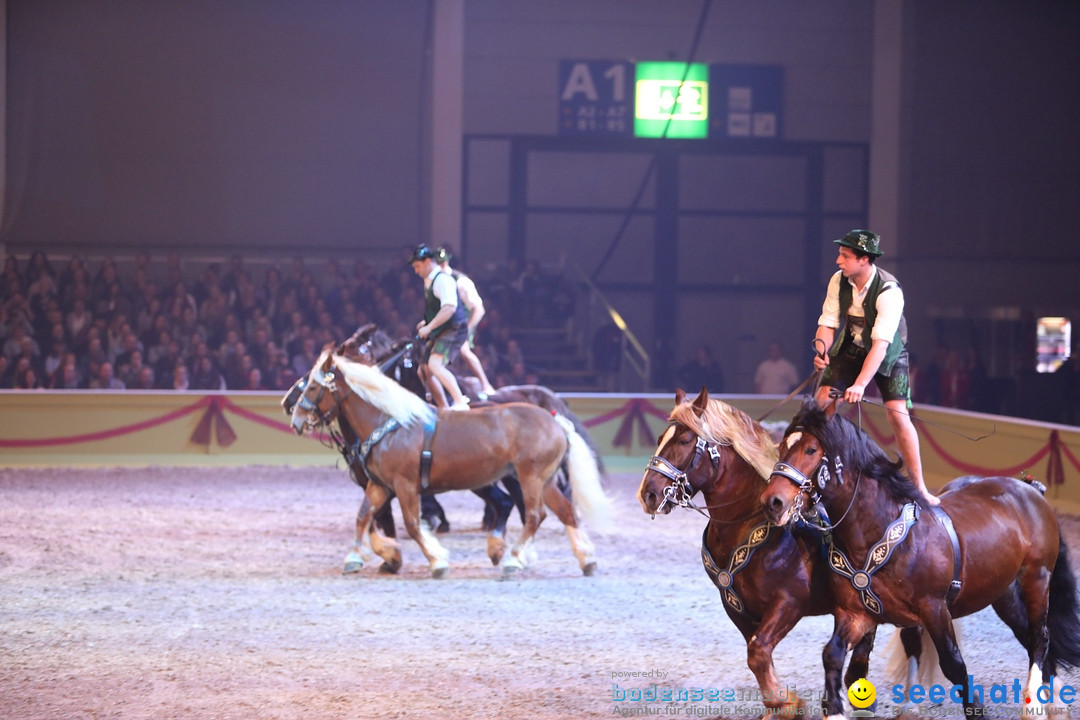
[885, 398, 940, 506]
[460, 343, 496, 395]
[428, 353, 466, 406]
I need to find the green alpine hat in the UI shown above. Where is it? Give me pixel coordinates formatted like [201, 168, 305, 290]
[834, 229, 883, 257]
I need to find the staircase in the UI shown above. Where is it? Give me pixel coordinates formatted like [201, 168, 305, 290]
[512, 326, 600, 392]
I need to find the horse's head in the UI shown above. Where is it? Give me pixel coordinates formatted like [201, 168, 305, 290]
[288, 348, 344, 435]
[638, 387, 719, 516]
[338, 323, 387, 365]
[760, 398, 846, 525]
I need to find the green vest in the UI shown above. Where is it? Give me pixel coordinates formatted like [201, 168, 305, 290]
[424, 271, 466, 334]
[829, 267, 907, 376]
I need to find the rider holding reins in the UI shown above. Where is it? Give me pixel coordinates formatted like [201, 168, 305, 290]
[812, 229, 940, 506]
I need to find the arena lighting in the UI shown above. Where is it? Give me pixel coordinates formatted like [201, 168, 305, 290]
[633, 61, 709, 139]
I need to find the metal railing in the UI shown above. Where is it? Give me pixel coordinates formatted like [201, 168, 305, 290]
[567, 262, 651, 393]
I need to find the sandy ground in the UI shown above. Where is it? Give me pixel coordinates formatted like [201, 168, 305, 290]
[2, 465, 1079, 720]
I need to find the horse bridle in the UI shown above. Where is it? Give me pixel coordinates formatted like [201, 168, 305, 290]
[646, 431, 721, 516]
[297, 365, 346, 428]
[769, 429, 859, 533]
[645, 423, 769, 520]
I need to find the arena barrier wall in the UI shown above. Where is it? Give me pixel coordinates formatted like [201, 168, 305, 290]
[1, 390, 1078, 510]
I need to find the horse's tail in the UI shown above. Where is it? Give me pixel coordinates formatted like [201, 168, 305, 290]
[1046, 534, 1080, 673]
[556, 415, 615, 533]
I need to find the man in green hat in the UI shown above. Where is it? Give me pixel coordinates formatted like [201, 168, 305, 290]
[812, 229, 939, 505]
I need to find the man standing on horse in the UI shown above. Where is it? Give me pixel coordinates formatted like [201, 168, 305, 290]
[409, 244, 471, 411]
[812, 229, 940, 505]
[435, 247, 498, 399]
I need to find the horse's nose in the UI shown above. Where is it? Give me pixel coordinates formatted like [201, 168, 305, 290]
[762, 492, 785, 522]
[638, 485, 659, 513]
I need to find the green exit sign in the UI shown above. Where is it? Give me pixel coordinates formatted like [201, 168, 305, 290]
[633, 62, 709, 139]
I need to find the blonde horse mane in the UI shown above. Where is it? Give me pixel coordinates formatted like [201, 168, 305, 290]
[668, 398, 778, 480]
[324, 349, 436, 427]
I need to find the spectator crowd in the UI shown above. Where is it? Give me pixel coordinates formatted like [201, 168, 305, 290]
[0, 249, 542, 392]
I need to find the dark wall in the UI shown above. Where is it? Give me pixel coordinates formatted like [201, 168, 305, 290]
[2, 0, 429, 255]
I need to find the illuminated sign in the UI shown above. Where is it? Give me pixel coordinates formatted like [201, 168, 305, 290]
[633, 62, 709, 139]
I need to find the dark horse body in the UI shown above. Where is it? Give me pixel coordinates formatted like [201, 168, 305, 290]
[637, 389, 879, 715]
[290, 348, 612, 577]
[761, 398, 1080, 716]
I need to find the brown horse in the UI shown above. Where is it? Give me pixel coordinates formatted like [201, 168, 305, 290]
[637, 388, 880, 716]
[761, 398, 1080, 717]
[290, 348, 613, 578]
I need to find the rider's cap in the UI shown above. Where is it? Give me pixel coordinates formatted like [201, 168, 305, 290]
[409, 244, 436, 263]
[434, 247, 452, 264]
[834, 229, 883, 257]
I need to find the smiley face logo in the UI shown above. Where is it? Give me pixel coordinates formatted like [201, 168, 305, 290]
[848, 678, 876, 709]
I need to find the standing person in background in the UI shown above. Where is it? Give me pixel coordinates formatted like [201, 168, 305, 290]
[676, 344, 725, 393]
[754, 341, 800, 394]
[435, 248, 498, 398]
[812, 229, 939, 506]
[409, 245, 470, 411]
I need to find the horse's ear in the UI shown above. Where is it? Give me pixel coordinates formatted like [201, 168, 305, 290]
[675, 388, 686, 404]
[824, 397, 841, 421]
[691, 386, 709, 416]
[355, 322, 376, 338]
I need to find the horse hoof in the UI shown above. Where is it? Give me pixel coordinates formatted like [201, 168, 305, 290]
[487, 536, 507, 566]
[378, 561, 400, 574]
[431, 565, 450, 579]
[500, 564, 522, 580]
[582, 561, 597, 576]
[343, 561, 364, 575]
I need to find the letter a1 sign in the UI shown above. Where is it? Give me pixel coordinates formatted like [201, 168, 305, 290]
[558, 60, 632, 135]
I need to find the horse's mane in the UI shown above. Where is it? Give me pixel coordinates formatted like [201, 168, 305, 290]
[786, 398, 919, 505]
[668, 399, 778, 480]
[328, 350, 436, 427]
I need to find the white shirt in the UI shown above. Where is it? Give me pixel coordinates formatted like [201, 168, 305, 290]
[817, 266, 904, 347]
[425, 269, 459, 309]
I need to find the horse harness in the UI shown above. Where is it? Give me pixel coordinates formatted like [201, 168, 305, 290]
[770, 451, 963, 615]
[647, 424, 778, 617]
[306, 364, 438, 493]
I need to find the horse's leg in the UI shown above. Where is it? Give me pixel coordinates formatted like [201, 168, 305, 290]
[501, 472, 547, 576]
[1012, 565, 1055, 714]
[343, 493, 374, 574]
[397, 484, 451, 578]
[821, 612, 875, 719]
[541, 478, 596, 576]
[500, 475, 525, 525]
[740, 603, 810, 716]
[471, 484, 512, 566]
[920, 602, 980, 715]
[420, 494, 449, 533]
[843, 625, 878, 688]
[365, 485, 402, 574]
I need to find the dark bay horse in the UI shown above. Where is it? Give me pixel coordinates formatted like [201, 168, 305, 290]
[761, 398, 1080, 716]
[291, 348, 614, 578]
[637, 388, 880, 716]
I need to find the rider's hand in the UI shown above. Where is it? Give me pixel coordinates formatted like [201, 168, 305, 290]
[417, 325, 430, 339]
[843, 383, 866, 404]
[813, 354, 829, 371]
